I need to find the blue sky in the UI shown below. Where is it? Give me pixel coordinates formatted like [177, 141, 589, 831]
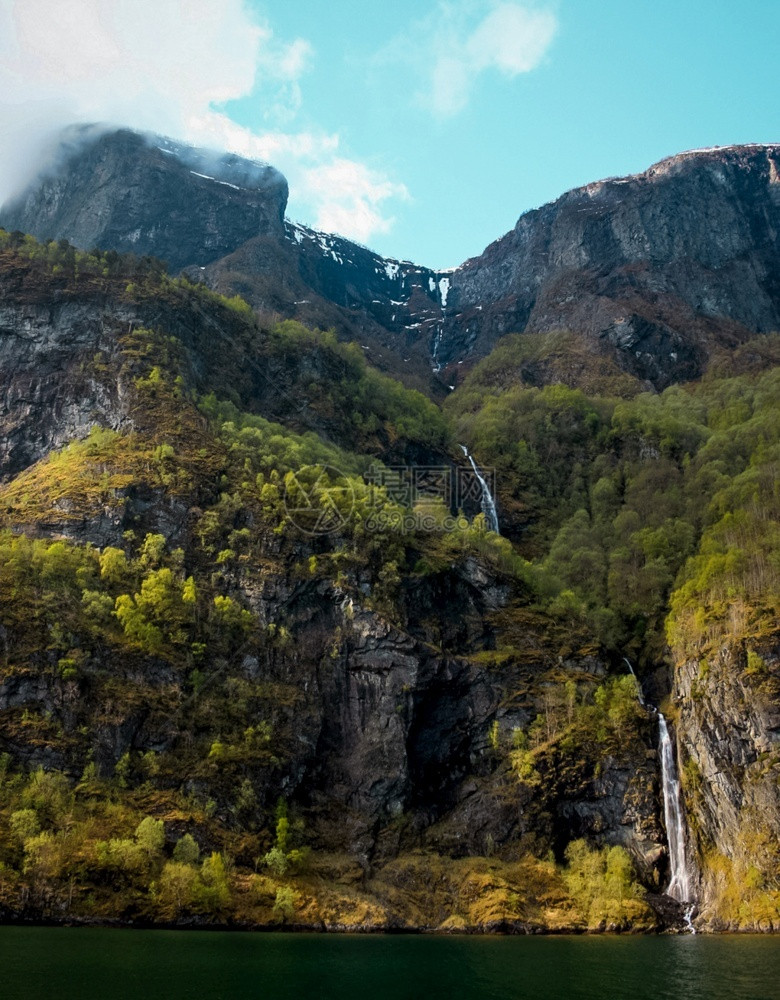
[236, 0, 779, 265]
[1, 1, 778, 267]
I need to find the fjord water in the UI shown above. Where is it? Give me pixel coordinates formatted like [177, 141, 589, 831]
[1, 929, 778, 1000]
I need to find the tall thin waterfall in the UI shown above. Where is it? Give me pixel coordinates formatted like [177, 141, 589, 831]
[460, 445, 500, 534]
[622, 659, 696, 928]
[658, 714, 693, 905]
[623, 657, 646, 706]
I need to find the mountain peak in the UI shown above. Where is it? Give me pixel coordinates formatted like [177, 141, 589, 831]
[2, 128, 779, 390]
[0, 125, 288, 271]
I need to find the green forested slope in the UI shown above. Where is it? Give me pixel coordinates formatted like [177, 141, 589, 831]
[446, 339, 780, 668]
[0, 232, 778, 930]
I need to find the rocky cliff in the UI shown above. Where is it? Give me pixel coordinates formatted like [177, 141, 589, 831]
[0, 130, 778, 932]
[0, 127, 443, 392]
[0, 238, 676, 931]
[4, 130, 780, 391]
[0, 126, 288, 272]
[673, 637, 780, 930]
[440, 145, 780, 386]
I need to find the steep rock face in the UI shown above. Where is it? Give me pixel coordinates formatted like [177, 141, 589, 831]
[0, 128, 442, 391]
[193, 223, 449, 388]
[0, 285, 211, 548]
[0, 269, 434, 487]
[182, 144, 780, 388]
[438, 145, 780, 385]
[0, 218, 685, 929]
[0, 126, 288, 271]
[283, 223, 452, 367]
[0, 126, 450, 363]
[0, 550, 663, 881]
[673, 636, 780, 926]
[0, 280, 157, 480]
[6, 128, 779, 391]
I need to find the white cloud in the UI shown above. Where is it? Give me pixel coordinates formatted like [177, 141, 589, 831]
[187, 112, 409, 243]
[391, 1, 557, 117]
[1, 0, 263, 134]
[0, 0, 406, 243]
[468, 4, 557, 75]
[303, 158, 410, 243]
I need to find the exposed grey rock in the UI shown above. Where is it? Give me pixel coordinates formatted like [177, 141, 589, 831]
[232, 571, 663, 873]
[673, 639, 780, 924]
[0, 126, 288, 271]
[438, 145, 780, 385]
[7, 129, 778, 390]
[0, 298, 134, 476]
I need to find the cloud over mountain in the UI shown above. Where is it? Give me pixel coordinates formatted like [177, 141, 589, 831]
[0, 0, 407, 242]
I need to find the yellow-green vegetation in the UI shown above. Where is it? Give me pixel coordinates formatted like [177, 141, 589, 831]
[1, 230, 779, 931]
[261, 320, 452, 452]
[0, 428, 136, 522]
[508, 675, 646, 775]
[451, 330, 642, 399]
[700, 824, 780, 931]
[0, 528, 254, 668]
[562, 839, 649, 930]
[447, 345, 780, 667]
[0, 324, 223, 525]
[0, 228, 167, 295]
[0, 757, 245, 923]
[0, 753, 653, 931]
[320, 848, 653, 932]
[199, 394, 370, 480]
[261, 803, 310, 877]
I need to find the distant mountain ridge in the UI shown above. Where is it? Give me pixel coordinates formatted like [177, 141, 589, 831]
[445, 142, 780, 386]
[2, 127, 779, 390]
[0, 126, 288, 271]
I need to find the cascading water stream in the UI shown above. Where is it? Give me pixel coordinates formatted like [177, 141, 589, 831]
[623, 656, 646, 706]
[460, 445, 500, 534]
[623, 659, 696, 931]
[658, 715, 694, 911]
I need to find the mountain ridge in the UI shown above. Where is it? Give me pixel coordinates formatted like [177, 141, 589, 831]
[3, 129, 780, 393]
[0, 195, 778, 930]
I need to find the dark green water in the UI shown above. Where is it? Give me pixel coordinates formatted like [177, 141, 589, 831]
[1, 928, 778, 1000]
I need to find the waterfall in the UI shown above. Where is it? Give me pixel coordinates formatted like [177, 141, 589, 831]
[623, 659, 696, 929]
[658, 714, 694, 911]
[460, 445, 500, 534]
[623, 656, 646, 706]
[431, 324, 443, 373]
